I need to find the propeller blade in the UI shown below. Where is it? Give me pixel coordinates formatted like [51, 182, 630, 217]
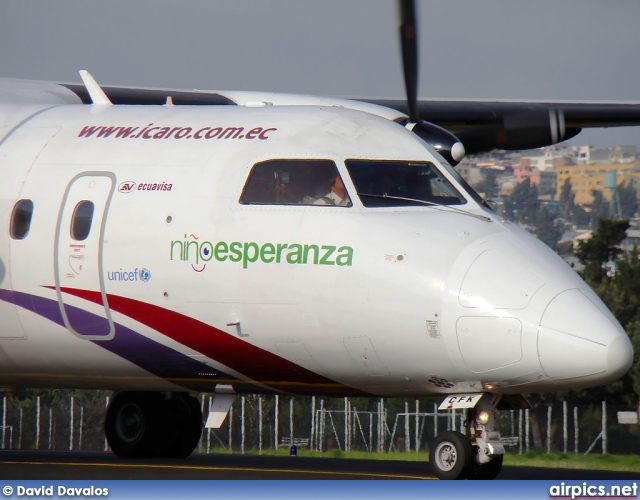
[399, 0, 419, 123]
[398, 0, 466, 166]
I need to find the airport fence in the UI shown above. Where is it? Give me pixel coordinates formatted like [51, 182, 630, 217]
[0, 392, 638, 456]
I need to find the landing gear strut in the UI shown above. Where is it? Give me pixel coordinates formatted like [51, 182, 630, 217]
[429, 393, 524, 480]
[105, 391, 203, 458]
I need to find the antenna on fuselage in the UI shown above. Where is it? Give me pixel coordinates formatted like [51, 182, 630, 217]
[79, 70, 112, 105]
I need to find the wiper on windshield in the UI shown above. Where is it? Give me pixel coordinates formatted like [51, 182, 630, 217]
[357, 193, 492, 222]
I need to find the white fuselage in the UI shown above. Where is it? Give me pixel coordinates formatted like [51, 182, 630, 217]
[0, 100, 633, 397]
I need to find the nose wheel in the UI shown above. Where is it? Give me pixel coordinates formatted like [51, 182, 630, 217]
[429, 392, 522, 479]
[429, 431, 473, 479]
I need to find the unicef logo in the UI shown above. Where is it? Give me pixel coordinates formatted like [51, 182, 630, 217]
[139, 268, 151, 282]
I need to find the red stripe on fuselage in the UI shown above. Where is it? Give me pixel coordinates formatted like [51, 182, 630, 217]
[58, 287, 363, 396]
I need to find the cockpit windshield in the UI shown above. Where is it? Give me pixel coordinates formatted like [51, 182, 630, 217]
[345, 160, 466, 207]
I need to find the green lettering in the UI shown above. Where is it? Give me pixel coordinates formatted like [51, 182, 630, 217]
[186, 240, 199, 264]
[172, 239, 352, 267]
[286, 244, 303, 264]
[229, 242, 242, 262]
[199, 241, 214, 261]
[243, 242, 259, 269]
[214, 241, 228, 262]
[303, 244, 320, 264]
[276, 243, 288, 263]
[260, 243, 275, 263]
[320, 245, 336, 265]
[170, 241, 183, 261]
[336, 246, 354, 266]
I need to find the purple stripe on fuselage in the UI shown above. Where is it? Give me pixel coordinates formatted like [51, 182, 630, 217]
[0, 289, 232, 387]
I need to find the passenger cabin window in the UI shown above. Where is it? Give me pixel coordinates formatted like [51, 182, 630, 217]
[10, 199, 34, 240]
[240, 159, 352, 207]
[345, 160, 466, 207]
[71, 200, 95, 241]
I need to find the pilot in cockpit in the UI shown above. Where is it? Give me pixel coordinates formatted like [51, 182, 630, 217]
[313, 173, 352, 206]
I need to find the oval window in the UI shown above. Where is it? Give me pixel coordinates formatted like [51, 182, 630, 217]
[10, 199, 34, 240]
[71, 200, 95, 241]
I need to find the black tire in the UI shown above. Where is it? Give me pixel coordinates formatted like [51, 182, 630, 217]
[105, 391, 165, 458]
[429, 431, 473, 480]
[164, 394, 203, 458]
[467, 454, 503, 480]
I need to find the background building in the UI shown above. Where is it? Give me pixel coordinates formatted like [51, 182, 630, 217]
[556, 163, 636, 205]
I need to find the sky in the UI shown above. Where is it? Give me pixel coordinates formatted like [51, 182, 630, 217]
[1, 0, 640, 148]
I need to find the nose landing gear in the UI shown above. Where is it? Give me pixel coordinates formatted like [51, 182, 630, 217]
[429, 393, 528, 480]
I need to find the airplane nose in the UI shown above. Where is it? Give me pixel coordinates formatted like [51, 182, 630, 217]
[538, 289, 633, 386]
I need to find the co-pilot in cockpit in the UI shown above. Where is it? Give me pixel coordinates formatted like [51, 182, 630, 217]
[239, 158, 466, 208]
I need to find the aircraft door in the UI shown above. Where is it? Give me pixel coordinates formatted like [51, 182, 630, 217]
[54, 172, 116, 340]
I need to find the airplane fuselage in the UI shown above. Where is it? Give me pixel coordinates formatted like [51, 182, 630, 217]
[0, 101, 633, 399]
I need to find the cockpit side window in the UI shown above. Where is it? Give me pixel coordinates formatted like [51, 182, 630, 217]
[240, 159, 352, 207]
[345, 160, 466, 207]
